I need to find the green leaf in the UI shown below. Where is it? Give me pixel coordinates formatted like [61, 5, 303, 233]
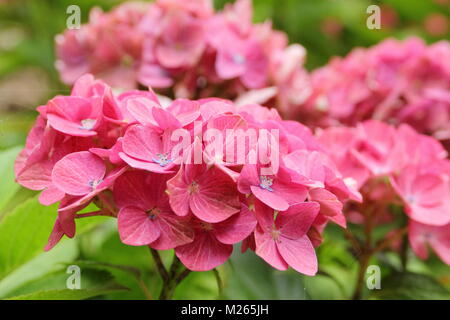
[0, 195, 110, 280]
[0, 239, 78, 298]
[0, 146, 22, 212]
[5, 266, 127, 300]
[6, 284, 126, 300]
[372, 272, 450, 300]
[0, 196, 58, 279]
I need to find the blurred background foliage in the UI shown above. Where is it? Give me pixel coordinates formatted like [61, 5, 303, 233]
[0, 0, 449, 300]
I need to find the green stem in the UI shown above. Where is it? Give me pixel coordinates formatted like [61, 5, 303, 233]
[399, 233, 409, 271]
[352, 250, 372, 300]
[149, 248, 169, 283]
[150, 250, 191, 300]
[213, 268, 223, 297]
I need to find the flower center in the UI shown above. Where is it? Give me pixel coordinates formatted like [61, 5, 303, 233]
[88, 179, 103, 190]
[406, 194, 416, 204]
[270, 227, 281, 242]
[233, 53, 246, 65]
[80, 119, 96, 130]
[259, 175, 274, 192]
[175, 43, 184, 51]
[188, 181, 199, 195]
[200, 222, 213, 231]
[146, 207, 161, 220]
[152, 153, 173, 167]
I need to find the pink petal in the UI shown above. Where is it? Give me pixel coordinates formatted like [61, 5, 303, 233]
[250, 185, 289, 211]
[47, 97, 99, 137]
[408, 220, 430, 260]
[58, 210, 76, 238]
[407, 204, 450, 227]
[138, 62, 174, 88]
[167, 99, 200, 126]
[122, 125, 162, 161]
[52, 151, 106, 196]
[118, 207, 161, 246]
[44, 219, 65, 251]
[175, 231, 233, 271]
[119, 153, 174, 174]
[126, 97, 159, 125]
[39, 185, 65, 206]
[277, 235, 318, 276]
[113, 171, 154, 209]
[240, 41, 268, 88]
[214, 204, 257, 244]
[254, 226, 289, 271]
[149, 214, 194, 250]
[271, 179, 308, 205]
[216, 49, 246, 80]
[167, 168, 191, 217]
[284, 150, 326, 187]
[17, 160, 53, 191]
[277, 202, 320, 239]
[152, 107, 182, 130]
[309, 188, 343, 217]
[190, 166, 240, 223]
[200, 100, 235, 121]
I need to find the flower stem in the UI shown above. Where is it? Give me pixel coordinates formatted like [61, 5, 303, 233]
[213, 268, 223, 297]
[149, 248, 169, 283]
[352, 250, 372, 300]
[149, 248, 191, 300]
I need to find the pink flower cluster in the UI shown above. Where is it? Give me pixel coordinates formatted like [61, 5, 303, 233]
[15, 75, 353, 274]
[55, 0, 310, 117]
[303, 38, 450, 145]
[318, 120, 450, 265]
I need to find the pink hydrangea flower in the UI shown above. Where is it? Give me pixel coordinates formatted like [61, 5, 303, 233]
[391, 165, 450, 226]
[114, 171, 194, 249]
[238, 162, 308, 212]
[56, 2, 148, 89]
[409, 220, 450, 265]
[54, 0, 310, 120]
[319, 119, 450, 266]
[16, 74, 349, 274]
[303, 37, 450, 150]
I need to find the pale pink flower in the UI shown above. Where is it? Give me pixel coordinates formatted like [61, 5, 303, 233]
[409, 220, 450, 265]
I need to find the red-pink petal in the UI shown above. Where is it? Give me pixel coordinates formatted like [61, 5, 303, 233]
[52, 151, 106, 196]
[149, 214, 194, 250]
[214, 205, 257, 244]
[175, 232, 232, 271]
[254, 226, 289, 271]
[122, 125, 162, 161]
[167, 168, 191, 217]
[277, 202, 320, 239]
[309, 188, 343, 217]
[250, 185, 289, 211]
[118, 207, 161, 246]
[190, 166, 240, 223]
[39, 185, 65, 206]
